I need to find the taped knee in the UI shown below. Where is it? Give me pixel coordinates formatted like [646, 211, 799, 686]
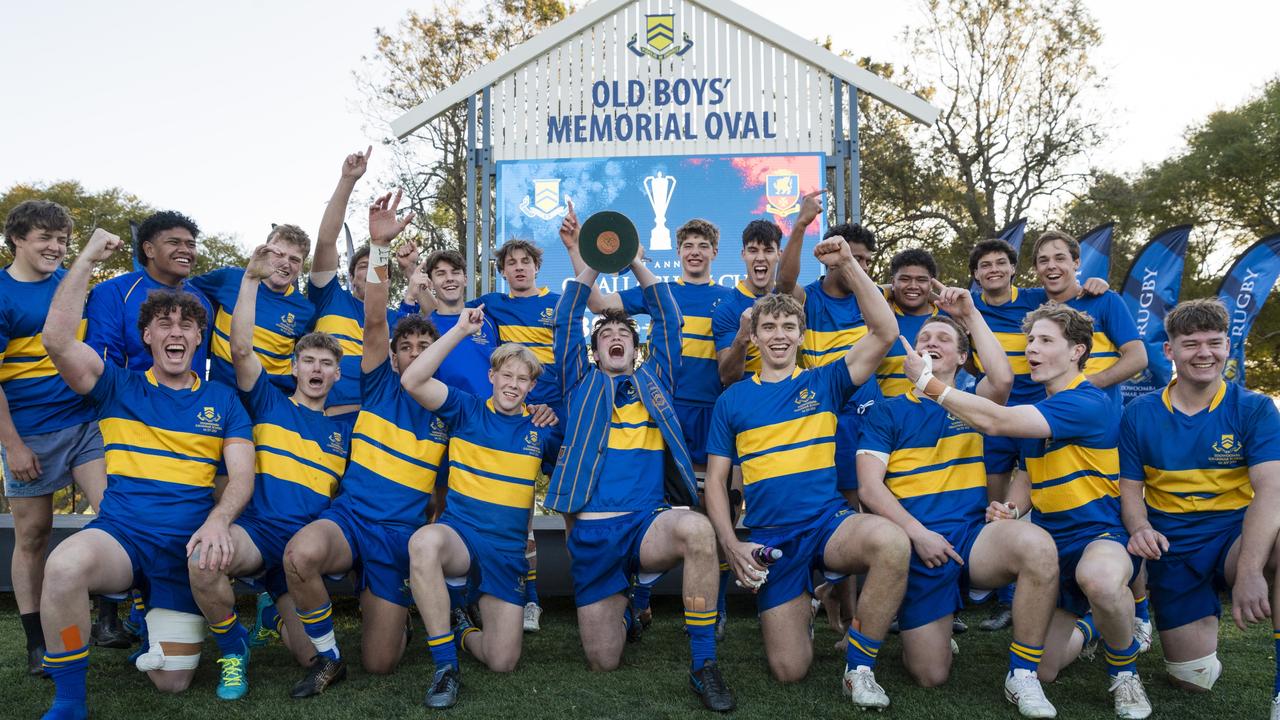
[1166, 653, 1222, 690]
[134, 609, 205, 672]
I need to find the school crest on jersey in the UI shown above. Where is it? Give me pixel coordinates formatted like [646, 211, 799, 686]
[327, 432, 345, 455]
[195, 406, 223, 433]
[277, 312, 297, 336]
[794, 387, 819, 413]
[524, 430, 541, 455]
[429, 417, 448, 441]
[539, 307, 554, 326]
[1210, 433, 1244, 464]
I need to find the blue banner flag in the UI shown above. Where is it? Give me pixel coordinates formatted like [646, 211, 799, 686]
[1075, 222, 1114, 283]
[1216, 233, 1280, 386]
[1119, 225, 1190, 404]
[130, 220, 143, 273]
[971, 218, 1027, 291]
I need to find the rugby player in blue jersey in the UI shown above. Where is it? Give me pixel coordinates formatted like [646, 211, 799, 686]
[858, 285, 1060, 718]
[400, 309, 557, 708]
[704, 237, 909, 709]
[1, 202, 107, 674]
[713, 219, 784, 385]
[187, 244, 350, 700]
[39, 227, 255, 719]
[903, 304, 1152, 719]
[547, 243, 736, 712]
[1119, 298, 1280, 717]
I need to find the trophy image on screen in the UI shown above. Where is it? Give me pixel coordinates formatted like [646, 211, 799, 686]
[642, 171, 677, 251]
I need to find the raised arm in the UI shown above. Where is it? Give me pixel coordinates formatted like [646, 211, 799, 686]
[901, 336, 1051, 438]
[44, 228, 117, 394]
[775, 190, 823, 301]
[230, 245, 276, 391]
[932, 280, 1011, 404]
[401, 306, 485, 411]
[634, 248, 680, 387]
[554, 265, 599, 396]
[1089, 339, 1147, 390]
[362, 190, 416, 373]
[819, 238, 893, 386]
[311, 146, 371, 286]
[715, 308, 752, 386]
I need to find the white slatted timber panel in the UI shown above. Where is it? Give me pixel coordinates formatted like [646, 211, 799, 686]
[489, 0, 833, 161]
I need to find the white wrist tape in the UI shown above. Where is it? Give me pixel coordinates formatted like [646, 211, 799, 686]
[936, 386, 952, 405]
[366, 245, 391, 284]
[913, 352, 935, 393]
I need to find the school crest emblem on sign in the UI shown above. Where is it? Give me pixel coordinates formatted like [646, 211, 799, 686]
[627, 13, 694, 60]
[765, 171, 801, 216]
[519, 179, 569, 220]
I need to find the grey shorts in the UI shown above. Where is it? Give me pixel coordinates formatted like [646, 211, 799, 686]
[2, 421, 104, 498]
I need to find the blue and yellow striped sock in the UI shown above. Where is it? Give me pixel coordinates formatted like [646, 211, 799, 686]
[717, 562, 731, 620]
[447, 583, 466, 612]
[1074, 613, 1097, 646]
[1008, 640, 1044, 674]
[126, 590, 147, 634]
[1104, 637, 1140, 677]
[685, 608, 717, 669]
[44, 645, 90, 711]
[525, 569, 540, 606]
[209, 612, 250, 657]
[1133, 595, 1150, 623]
[456, 621, 479, 654]
[297, 602, 340, 660]
[259, 599, 281, 634]
[845, 627, 882, 670]
[427, 631, 458, 671]
[1273, 630, 1280, 695]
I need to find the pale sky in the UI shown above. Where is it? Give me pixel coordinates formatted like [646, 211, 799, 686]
[2, 0, 1277, 250]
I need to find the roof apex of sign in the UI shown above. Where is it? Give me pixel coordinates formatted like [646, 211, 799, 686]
[389, 0, 940, 139]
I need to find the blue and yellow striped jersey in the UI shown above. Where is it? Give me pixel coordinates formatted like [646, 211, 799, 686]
[335, 358, 447, 528]
[434, 387, 555, 552]
[800, 277, 867, 369]
[237, 370, 348, 533]
[712, 281, 770, 380]
[0, 267, 95, 435]
[88, 363, 252, 535]
[430, 311, 498, 399]
[189, 267, 315, 394]
[876, 301, 942, 398]
[582, 375, 667, 512]
[859, 393, 987, 535]
[305, 277, 405, 408]
[971, 286, 1047, 406]
[620, 279, 732, 407]
[1018, 375, 1123, 544]
[1120, 380, 1280, 546]
[473, 289, 561, 407]
[708, 362, 855, 527]
[84, 270, 214, 377]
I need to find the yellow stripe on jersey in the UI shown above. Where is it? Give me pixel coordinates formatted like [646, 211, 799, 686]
[1143, 466, 1253, 514]
[885, 433, 986, 499]
[349, 413, 445, 494]
[253, 424, 345, 498]
[684, 316, 713, 336]
[100, 417, 224, 462]
[875, 355, 913, 397]
[741, 442, 836, 486]
[681, 316, 717, 359]
[1082, 331, 1120, 376]
[211, 309, 294, 375]
[449, 437, 542, 482]
[446, 466, 534, 509]
[1026, 445, 1120, 514]
[104, 448, 217, 488]
[974, 332, 1031, 375]
[736, 411, 837, 459]
[608, 401, 664, 451]
[313, 315, 363, 357]
[802, 325, 869, 367]
[0, 320, 87, 381]
[498, 325, 554, 363]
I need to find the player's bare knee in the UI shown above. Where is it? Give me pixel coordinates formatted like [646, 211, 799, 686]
[150, 671, 193, 694]
[283, 543, 321, 579]
[678, 512, 715, 549]
[1077, 572, 1125, 606]
[911, 663, 950, 688]
[15, 523, 52, 554]
[487, 652, 519, 673]
[42, 551, 87, 596]
[768, 656, 810, 684]
[586, 652, 621, 672]
[866, 521, 911, 567]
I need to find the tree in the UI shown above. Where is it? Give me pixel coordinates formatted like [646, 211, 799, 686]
[1063, 78, 1280, 392]
[354, 0, 568, 282]
[0, 180, 247, 284]
[908, 0, 1107, 241]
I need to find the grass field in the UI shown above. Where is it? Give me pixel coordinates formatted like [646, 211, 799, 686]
[2, 593, 1273, 719]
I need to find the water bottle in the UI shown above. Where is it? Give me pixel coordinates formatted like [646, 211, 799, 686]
[752, 546, 783, 566]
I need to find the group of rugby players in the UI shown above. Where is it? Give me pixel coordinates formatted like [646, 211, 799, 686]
[3, 146, 1279, 720]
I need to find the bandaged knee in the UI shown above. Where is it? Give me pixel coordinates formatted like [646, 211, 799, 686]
[1165, 653, 1222, 690]
[134, 609, 205, 672]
